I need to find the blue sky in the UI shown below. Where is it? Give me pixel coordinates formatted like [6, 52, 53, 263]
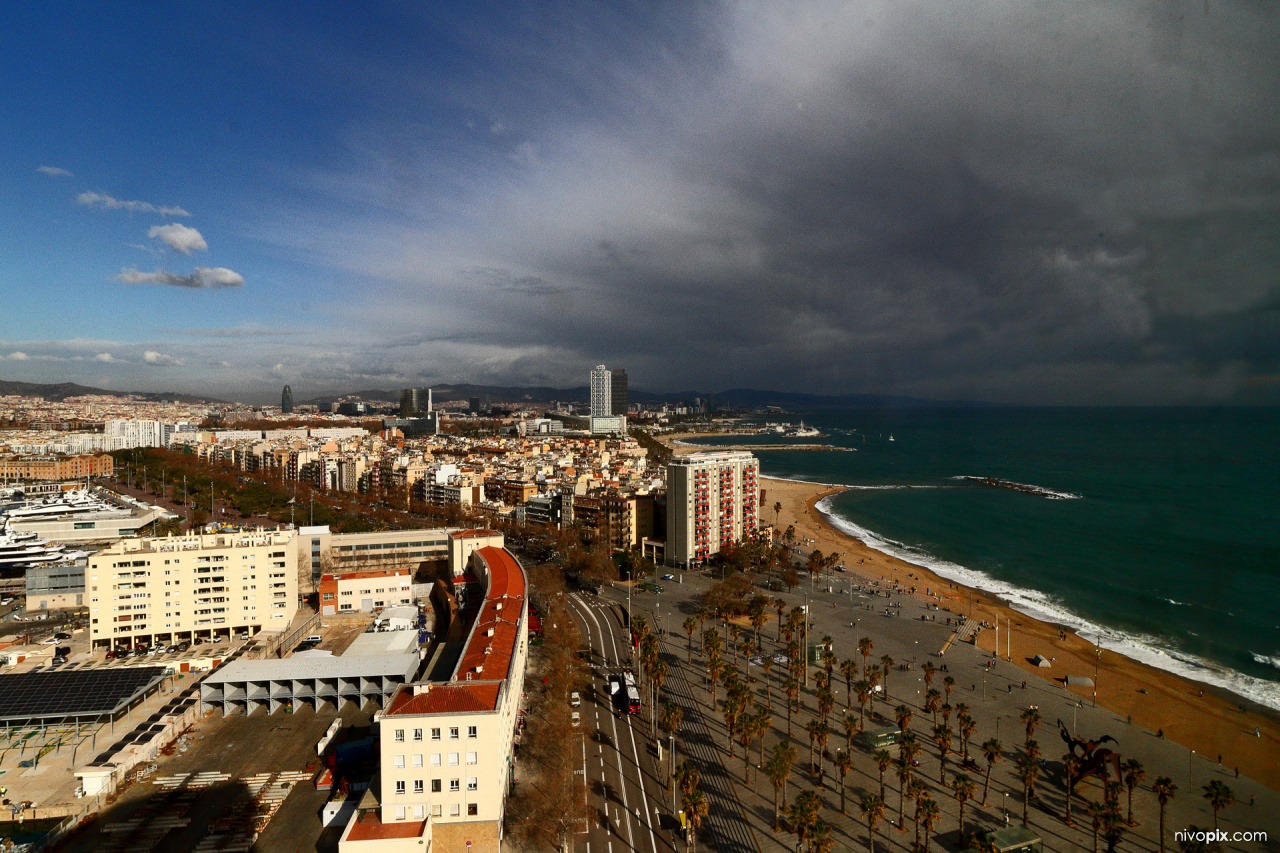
[3, 2, 1278, 404]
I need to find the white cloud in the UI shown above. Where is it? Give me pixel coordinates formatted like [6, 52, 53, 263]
[143, 351, 184, 366]
[115, 267, 244, 289]
[94, 352, 122, 363]
[77, 191, 189, 217]
[3, 352, 29, 361]
[148, 223, 208, 254]
[36, 166, 73, 177]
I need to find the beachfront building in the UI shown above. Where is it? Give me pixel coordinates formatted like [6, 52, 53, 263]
[665, 450, 760, 567]
[339, 544, 528, 853]
[86, 529, 299, 649]
[589, 364, 625, 435]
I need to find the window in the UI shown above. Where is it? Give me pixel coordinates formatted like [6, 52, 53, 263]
[432, 805, 443, 817]
[431, 754, 442, 767]
[450, 779, 460, 792]
[395, 806, 406, 820]
[467, 803, 479, 816]
[449, 727, 459, 739]
[394, 755, 405, 768]
[431, 728, 441, 740]
[431, 779, 442, 793]
[395, 781, 406, 795]
[414, 780, 424, 794]
[412, 754, 423, 767]
[465, 752, 478, 765]
[394, 729, 405, 742]
[450, 804, 461, 817]
[413, 728, 423, 741]
[467, 725, 478, 738]
[414, 805, 426, 819]
[448, 753, 459, 766]
[467, 777, 478, 791]
[322, 592, 335, 601]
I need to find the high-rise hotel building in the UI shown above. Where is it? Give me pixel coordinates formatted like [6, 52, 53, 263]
[588, 364, 625, 434]
[665, 450, 760, 566]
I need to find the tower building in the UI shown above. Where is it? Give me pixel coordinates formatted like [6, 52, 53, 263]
[611, 368, 628, 416]
[588, 365, 624, 434]
[281, 385, 294, 414]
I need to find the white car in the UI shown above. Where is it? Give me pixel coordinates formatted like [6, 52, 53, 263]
[771, 652, 789, 665]
[571, 711, 581, 728]
[570, 692, 581, 708]
[662, 574, 675, 581]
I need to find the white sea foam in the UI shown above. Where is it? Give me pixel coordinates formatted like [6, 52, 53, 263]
[1166, 598, 1189, 606]
[952, 475, 1082, 500]
[814, 495, 1280, 711]
[1253, 653, 1280, 671]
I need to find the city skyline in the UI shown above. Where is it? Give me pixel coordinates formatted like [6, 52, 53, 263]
[2, 3, 1278, 405]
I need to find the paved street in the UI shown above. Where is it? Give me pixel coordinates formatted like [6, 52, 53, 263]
[609, 569, 1280, 852]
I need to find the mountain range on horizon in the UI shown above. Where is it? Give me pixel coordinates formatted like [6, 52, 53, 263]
[1, 376, 992, 410]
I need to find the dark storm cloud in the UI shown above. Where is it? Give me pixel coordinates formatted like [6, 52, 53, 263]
[263, 1, 1280, 403]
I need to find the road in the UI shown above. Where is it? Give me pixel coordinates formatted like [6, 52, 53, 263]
[566, 592, 674, 853]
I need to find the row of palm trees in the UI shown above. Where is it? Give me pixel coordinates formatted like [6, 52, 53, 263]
[661, 591, 1238, 853]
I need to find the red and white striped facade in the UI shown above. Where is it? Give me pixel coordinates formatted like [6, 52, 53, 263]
[665, 450, 759, 566]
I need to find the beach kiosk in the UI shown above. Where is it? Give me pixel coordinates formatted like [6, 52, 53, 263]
[855, 724, 900, 751]
[981, 826, 1043, 853]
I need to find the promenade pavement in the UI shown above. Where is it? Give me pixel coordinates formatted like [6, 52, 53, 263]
[611, 567, 1280, 852]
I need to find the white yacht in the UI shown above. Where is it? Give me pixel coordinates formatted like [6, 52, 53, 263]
[0, 518, 88, 573]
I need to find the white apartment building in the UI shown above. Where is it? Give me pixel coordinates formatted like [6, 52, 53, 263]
[104, 419, 165, 449]
[86, 529, 299, 649]
[339, 545, 528, 853]
[665, 450, 760, 567]
[588, 364, 625, 435]
[319, 568, 413, 615]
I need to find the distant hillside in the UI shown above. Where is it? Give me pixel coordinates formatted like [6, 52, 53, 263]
[303, 383, 989, 409]
[0, 379, 225, 405]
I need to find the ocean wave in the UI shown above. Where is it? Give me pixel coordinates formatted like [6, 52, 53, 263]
[1253, 653, 1280, 671]
[814, 495, 1280, 711]
[1166, 598, 1189, 606]
[953, 475, 1082, 500]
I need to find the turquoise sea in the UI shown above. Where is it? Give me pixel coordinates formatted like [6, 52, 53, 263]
[683, 408, 1280, 711]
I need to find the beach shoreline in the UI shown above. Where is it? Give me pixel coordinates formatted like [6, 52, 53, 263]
[660, 432, 1280, 790]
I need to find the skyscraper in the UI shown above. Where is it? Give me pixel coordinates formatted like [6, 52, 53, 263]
[611, 368, 628, 416]
[589, 364, 625, 434]
[665, 450, 760, 567]
[281, 385, 294, 414]
[589, 365, 611, 417]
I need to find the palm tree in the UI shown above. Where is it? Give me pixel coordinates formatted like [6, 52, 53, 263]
[774, 597, 786, 642]
[1061, 753, 1079, 826]
[806, 718, 823, 774]
[843, 710, 859, 753]
[774, 499, 782, 528]
[749, 594, 768, 647]
[815, 721, 831, 785]
[880, 654, 894, 701]
[649, 657, 668, 735]
[1020, 706, 1041, 741]
[942, 674, 955, 703]
[1085, 800, 1106, 853]
[842, 659, 859, 707]
[696, 605, 709, 647]
[675, 760, 701, 799]
[659, 702, 684, 786]
[909, 779, 928, 847]
[918, 797, 940, 853]
[894, 755, 912, 831]
[765, 740, 798, 832]
[858, 793, 885, 853]
[894, 704, 913, 739]
[1121, 757, 1144, 826]
[951, 773, 977, 841]
[1202, 780, 1234, 830]
[933, 724, 953, 786]
[958, 713, 977, 763]
[784, 676, 799, 737]
[1152, 776, 1177, 853]
[1015, 753, 1039, 827]
[874, 748, 892, 803]
[833, 749, 854, 814]
[924, 689, 941, 727]
[789, 790, 822, 853]
[707, 656, 723, 703]
[858, 636, 874, 675]
[922, 660, 937, 692]
[682, 788, 709, 853]
[855, 679, 873, 731]
[817, 687, 835, 726]
[1023, 738, 1041, 762]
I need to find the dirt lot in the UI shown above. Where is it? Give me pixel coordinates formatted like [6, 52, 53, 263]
[54, 701, 375, 853]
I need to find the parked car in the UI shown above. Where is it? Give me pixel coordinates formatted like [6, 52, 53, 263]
[105, 649, 117, 660]
[54, 632, 71, 640]
[52, 655, 67, 664]
[571, 711, 581, 728]
[176, 642, 191, 652]
[570, 692, 581, 708]
[662, 574, 675, 581]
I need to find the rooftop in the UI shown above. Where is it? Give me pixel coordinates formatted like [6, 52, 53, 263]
[345, 813, 429, 842]
[449, 528, 501, 539]
[386, 681, 503, 715]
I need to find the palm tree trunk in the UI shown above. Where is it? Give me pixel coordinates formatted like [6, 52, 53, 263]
[982, 767, 992, 806]
[1158, 806, 1166, 853]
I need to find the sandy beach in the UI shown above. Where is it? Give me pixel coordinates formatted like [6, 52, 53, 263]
[663, 433, 1280, 790]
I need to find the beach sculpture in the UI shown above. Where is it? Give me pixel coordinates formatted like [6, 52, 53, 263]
[1058, 722, 1121, 785]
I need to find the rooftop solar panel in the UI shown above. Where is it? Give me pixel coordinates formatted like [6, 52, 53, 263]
[0, 667, 167, 724]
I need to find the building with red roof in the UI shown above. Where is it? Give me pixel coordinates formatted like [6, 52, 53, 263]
[340, 542, 528, 853]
